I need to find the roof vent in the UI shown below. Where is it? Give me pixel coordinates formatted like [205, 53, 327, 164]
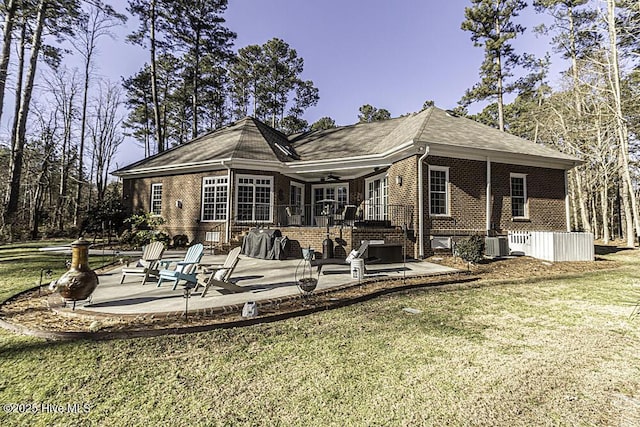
[445, 109, 458, 117]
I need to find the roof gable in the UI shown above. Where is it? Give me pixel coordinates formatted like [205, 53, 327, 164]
[114, 117, 296, 174]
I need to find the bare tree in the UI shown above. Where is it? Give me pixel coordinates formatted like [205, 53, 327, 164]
[87, 81, 123, 205]
[45, 67, 79, 231]
[69, 1, 125, 226]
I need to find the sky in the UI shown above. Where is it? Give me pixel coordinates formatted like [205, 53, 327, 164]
[65, 0, 560, 171]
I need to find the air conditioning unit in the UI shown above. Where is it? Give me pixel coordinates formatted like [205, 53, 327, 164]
[485, 237, 509, 257]
[431, 236, 452, 249]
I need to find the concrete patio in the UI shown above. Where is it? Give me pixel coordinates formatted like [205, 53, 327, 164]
[74, 251, 458, 316]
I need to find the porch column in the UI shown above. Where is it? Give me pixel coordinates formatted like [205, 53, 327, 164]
[225, 166, 233, 243]
[486, 157, 491, 234]
[565, 169, 571, 232]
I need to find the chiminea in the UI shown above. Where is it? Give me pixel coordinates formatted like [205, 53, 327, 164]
[54, 237, 99, 301]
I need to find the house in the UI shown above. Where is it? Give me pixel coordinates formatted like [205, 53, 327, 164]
[113, 106, 579, 259]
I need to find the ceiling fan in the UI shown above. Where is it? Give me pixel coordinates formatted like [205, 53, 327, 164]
[327, 173, 341, 181]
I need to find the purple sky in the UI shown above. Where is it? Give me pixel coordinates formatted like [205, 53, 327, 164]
[85, 1, 558, 169]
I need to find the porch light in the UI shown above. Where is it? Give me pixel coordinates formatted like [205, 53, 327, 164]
[396, 176, 403, 186]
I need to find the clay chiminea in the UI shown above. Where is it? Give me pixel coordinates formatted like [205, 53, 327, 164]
[54, 237, 99, 301]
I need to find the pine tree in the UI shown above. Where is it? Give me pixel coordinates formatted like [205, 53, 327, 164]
[460, 0, 527, 131]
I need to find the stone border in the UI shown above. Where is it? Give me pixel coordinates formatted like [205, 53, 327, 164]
[0, 272, 476, 341]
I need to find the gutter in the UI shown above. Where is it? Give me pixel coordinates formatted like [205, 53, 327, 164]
[486, 157, 491, 233]
[417, 144, 430, 258]
[221, 160, 232, 244]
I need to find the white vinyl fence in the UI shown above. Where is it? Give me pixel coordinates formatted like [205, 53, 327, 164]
[507, 231, 594, 262]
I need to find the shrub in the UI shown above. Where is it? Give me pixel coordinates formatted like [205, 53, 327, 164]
[454, 235, 485, 264]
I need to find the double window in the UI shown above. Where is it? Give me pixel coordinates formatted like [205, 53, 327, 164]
[150, 183, 162, 215]
[236, 175, 273, 222]
[429, 166, 449, 216]
[202, 177, 228, 221]
[510, 173, 528, 218]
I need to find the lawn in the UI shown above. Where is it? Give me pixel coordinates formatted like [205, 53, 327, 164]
[0, 241, 639, 426]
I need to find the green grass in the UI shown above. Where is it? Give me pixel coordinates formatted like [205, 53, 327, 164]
[1, 242, 639, 426]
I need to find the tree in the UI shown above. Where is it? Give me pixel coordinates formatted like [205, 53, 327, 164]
[310, 116, 336, 131]
[229, 38, 319, 130]
[87, 81, 124, 205]
[70, 0, 126, 226]
[358, 104, 391, 123]
[279, 115, 308, 134]
[161, 0, 235, 139]
[45, 67, 80, 232]
[460, 0, 527, 131]
[127, 0, 167, 153]
[0, 0, 18, 125]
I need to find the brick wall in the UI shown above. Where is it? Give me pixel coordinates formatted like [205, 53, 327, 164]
[491, 163, 566, 232]
[278, 226, 415, 260]
[413, 156, 568, 256]
[425, 156, 487, 235]
[123, 171, 229, 243]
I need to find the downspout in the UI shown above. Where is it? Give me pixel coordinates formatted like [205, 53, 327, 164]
[565, 169, 571, 232]
[222, 160, 232, 243]
[417, 145, 430, 258]
[486, 157, 492, 234]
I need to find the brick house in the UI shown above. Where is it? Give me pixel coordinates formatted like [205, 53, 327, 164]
[113, 106, 579, 258]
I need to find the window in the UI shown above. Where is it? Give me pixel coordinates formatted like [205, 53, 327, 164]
[511, 173, 528, 218]
[312, 184, 348, 217]
[150, 183, 162, 215]
[202, 177, 228, 221]
[290, 182, 304, 214]
[365, 173, 388, 220]
[236, 175, 273, 222]
[429, 166, 449, 216]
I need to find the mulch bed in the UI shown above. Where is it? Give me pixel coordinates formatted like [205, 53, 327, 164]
[0, 255, 622, 340]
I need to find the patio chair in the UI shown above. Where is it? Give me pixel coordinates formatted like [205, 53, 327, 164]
[286, 206, 302, 226]
[119, 241, 165, 285]
[156, 243, 204, 290]
[338, 205, 357, 227]
[195, 246, 245, 296]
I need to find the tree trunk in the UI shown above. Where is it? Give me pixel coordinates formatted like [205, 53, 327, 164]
[607, 0, 639, 247]
[591, 192, 599, 240]
[4, 0, 47, 237]
[192, 31, 200, 139]
[574, 169, 591, 233]
[150, 0, 164, 153]
[601, 181, 610, 244]
[0, 0, 17, 125]
[74, 48, 92, 226]
[570, 171, 579, 231]
[494, 13, 505, 132]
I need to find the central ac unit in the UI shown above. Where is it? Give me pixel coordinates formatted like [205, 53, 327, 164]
[485, 237, 509, 257]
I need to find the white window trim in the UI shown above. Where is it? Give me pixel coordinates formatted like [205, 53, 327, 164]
[201, 176, 229, 223]
[235, 174, 274, 223]
[428, 165, 450, 217]
[290, 181, 305, 210]
[510, 173, 528, 219]
[150, 183, 162, 216]
[311, 182, 349, 222]
[365, 172, 389, 220]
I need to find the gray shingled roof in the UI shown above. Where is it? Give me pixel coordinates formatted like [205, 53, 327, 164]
[415, 107, 576, 161]
[290, 107, 576, 162]
[115, 106, 577, 176]
[114, 117, 295, 173]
